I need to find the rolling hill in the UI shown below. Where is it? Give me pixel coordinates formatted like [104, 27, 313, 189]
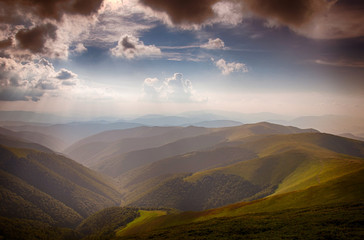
[1, 121, 363, 239]
[85, 122, 317, 178]
[113, 166, 364, 239]
[64, 126, 213, 167]
[118, 131, 364, 211]
[0, 144, 122, 228]
[94, 130, 231, 177]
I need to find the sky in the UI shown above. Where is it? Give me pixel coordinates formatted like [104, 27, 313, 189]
[0, 0, 363, 119]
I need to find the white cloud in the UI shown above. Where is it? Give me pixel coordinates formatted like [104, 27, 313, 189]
[0, 57, 124, 102]
[214, 58, 248, 75]
[110, 34, 161, 59]
[72, 43, 87, 54]
[210, 1, 244, 26]
[55, 69, 78, 80]
[86, 0, 156, 46]
[0, 57, 81, 101]
[142, 73, 205, 102]
[201, 38, 225, 49]
[142, 77, 161, 101]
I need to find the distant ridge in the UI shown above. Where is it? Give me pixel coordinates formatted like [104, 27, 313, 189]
[4, 121, 143, 146]
[188, 120, 243, 128]
[0, 126, 66, 152]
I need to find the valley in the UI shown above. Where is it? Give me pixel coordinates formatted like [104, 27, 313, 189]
[0, 120, 363, 239]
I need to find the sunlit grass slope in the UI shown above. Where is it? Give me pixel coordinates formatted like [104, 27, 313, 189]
[186, 145, 363, 198]
[123, 132, 364, 211]
[115, 167, 364, 239]
[76, 207, 140, 239]
[116, 210, 167, 237]
[117, 203, 364, 240]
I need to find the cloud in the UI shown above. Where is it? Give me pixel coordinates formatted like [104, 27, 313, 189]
[0, 56, 121, 102]
[0, 0, 103, 22]
[0, 0, 104, 60]
[139, 0, 220, 25]
[138, 0, 364, 39]
[138, 0, 244, 29]
[138, 0, 329, 30]
[142, 73, 205, 102]
[56, 69, 78, 80]
[0, 57, 79, 101]
[84, 0, 157, 47]
[314, 59, 364, 68]
[0, 87, 44, 102]
[72, 43, 87, 54]
[296, 1, 364, 39]
[1, 0, 361, 64]
[142, 77, 161, 101]
[201, 38, 225, 49]
[211, 1, 243, 26]
[110, 34, 161, 59]
[15, 24, 57, 54]
[0, 38, 12, 49]
[242, 0, 330, 28]
[241, 0, 364, 39]
[214, 58, 248, 75]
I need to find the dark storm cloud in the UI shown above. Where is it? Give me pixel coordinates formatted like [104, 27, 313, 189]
[0, 38, 12, 49]
[121, 36, 136, 49]
[335, 0, 364, 10]
[0, 0, 105, 58]
[0, 0, 104, 22]
[241, 0, 364, 39]
[140, 0, 363, 39]
[15, 24, 57, 53]
[140, 0, 220, 24]
[242, 0, 329, 27]
[139, 0, 329, 27]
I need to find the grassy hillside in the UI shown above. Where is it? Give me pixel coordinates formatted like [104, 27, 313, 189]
[0, 145, 122, 226]
[1, 122, 363, 239]
[116, 210, 167, 237]
[237, 132, 364, 158]
[126, 173, 262, 211]
[0, 169, 82, 227]
[76, 207, 140, 240]
[121, 132, 364, 211]
[115, 167, 364, 239]
[116, 203, 364, 240]
[0, 216, 81, 240]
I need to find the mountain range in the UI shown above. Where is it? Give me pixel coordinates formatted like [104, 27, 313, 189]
[0, 120, 363, 239]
